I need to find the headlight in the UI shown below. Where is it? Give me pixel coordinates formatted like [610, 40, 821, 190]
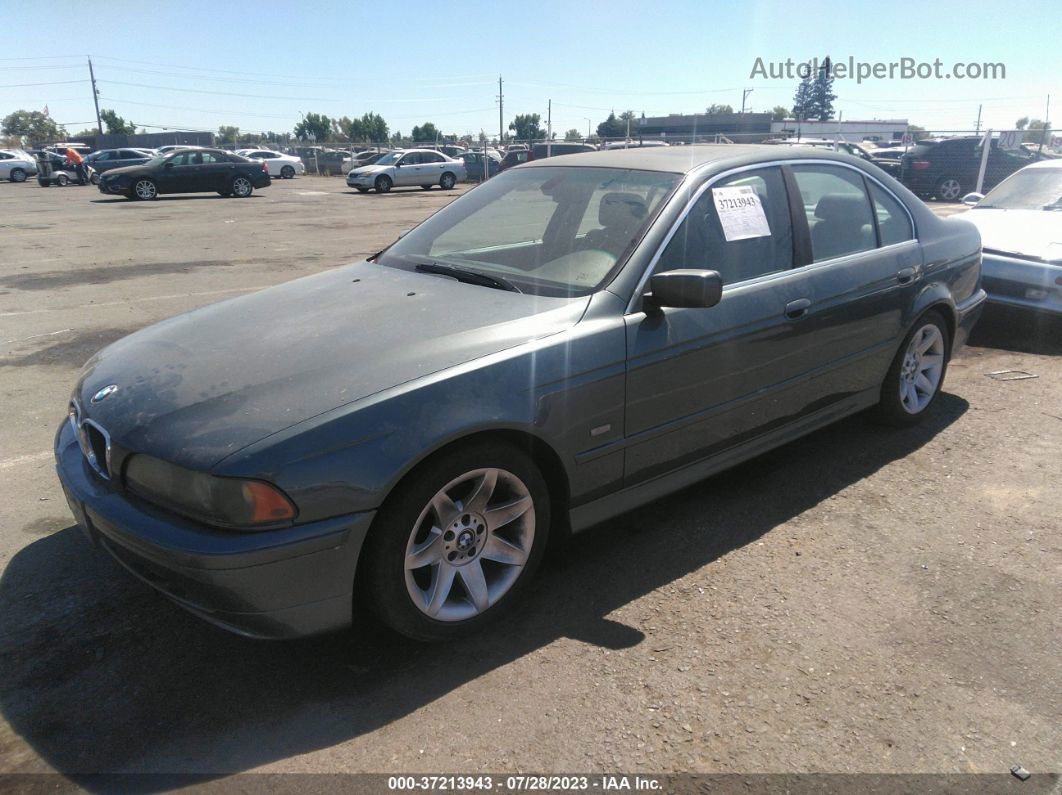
[125, 454, 297, 530]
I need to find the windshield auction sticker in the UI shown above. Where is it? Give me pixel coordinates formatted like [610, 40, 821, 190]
[712, 185, 771, 241]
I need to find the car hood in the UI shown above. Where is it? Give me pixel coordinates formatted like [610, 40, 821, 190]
[962, 208, 1062, 261]
[350, 165, 387, 176]
[76, 262, 589, 470]
[100, 163, 147, 178]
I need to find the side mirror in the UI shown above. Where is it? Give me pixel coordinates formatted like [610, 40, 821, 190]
[961, 192, 984, 206]
[394, 161, 402, 168]
[644, 269, 723, 310]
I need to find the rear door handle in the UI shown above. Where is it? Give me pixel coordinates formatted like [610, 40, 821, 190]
[897, 267, 916, 284]
[784, 298, 811, 320]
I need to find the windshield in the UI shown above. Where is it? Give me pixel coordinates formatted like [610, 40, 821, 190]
[372, 151, 403, 166]
[376, 165, 681, 297]
[977, 168, 1062, 210]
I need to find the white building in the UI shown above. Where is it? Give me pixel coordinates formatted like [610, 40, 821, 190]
[770, 119, 909, 143]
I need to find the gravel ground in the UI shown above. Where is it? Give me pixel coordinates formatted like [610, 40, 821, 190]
[0, 178, 1058, 785]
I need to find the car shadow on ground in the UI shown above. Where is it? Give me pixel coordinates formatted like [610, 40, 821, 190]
[343, 189, 466, 198]
[969, 305, 1062, 356]
[90, 196, 265, 204]
[0, 396, 967, 790]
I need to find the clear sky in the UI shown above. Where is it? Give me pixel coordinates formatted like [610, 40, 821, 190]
[2, 0, 1057, 140]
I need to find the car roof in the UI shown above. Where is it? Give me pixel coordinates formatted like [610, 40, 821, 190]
[520, 143, 866, 174]
[1023, 159, 1062, 170]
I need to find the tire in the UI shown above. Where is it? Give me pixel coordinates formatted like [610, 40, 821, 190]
[280, 165, 295, 179]
[440, 172, 457, 190]
[230, 175, 253, 197]
[872, 310, 950, 427]
[9, 168, 26, 183]
[420, 184, 433, 190]
[374, 175, 392, 194]
[55, 173, 69, 186]
[935, 176, 963, 202]
[362, 441, 550, 641]
[132, 178, 157, 200]
[356, 187, 369, 193]
[90, 172, 100, 185]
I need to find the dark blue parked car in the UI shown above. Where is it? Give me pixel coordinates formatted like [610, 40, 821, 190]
[57, 145, 985, 640]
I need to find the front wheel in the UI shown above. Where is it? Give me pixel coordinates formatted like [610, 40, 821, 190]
[230, 176, 253, 197]
[90, 172, 100, 185]
[55, 173, 69, 186]
[872, 311, 950, 426]
[375, 175, 392, 193]
[280, 165, 295, 179]
[440, 172, 457, 190]
[132, 178, 157, 200]
[362, 442, 550, 641]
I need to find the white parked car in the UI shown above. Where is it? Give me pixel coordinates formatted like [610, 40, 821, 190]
[238, 149, 305, 179]
[346, 148, 465, 193]
[0, 149, 38, 182]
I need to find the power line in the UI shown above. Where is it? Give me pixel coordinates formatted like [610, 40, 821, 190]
[100, 79, 340, 102]
[0, 79, 89, 88]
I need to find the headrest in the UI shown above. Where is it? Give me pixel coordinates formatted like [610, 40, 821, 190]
[814, 193, 868, 221]
[599, 192, 647, 227]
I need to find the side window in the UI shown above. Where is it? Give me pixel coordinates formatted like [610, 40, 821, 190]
[0, 153, 10, 160]
[657, 167, 793, 285]
[94, 151, 113, 161]
[168, 152, 189, 166]
[400, 153, 420, 165]
[200, 152, 223, 163]
[119, 150, 141, 159]
[869, 182, 914, 246]
[791, 165, 875, 261]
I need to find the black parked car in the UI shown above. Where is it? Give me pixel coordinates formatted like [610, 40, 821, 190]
[97, 148, 271, 200]
[58, 145, 984, 641]
[83, 148, 153, 182]
[900, 136, 1040, 201]
[458, 150, 501, 181]
[498, 142, 597, 171]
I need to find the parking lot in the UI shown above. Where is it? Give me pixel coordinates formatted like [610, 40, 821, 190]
[0, 176, 1059, 782]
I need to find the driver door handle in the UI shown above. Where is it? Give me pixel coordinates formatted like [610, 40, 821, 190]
[897, 267, 916, 284]
[784, 298, 811, 320]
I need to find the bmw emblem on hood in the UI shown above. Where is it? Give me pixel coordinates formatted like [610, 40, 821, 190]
[91, 384, 119, 403]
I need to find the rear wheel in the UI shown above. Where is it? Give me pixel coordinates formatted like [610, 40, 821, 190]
[872, 310, 950, 426]
[440, 172, 457, 190]
[280, 165, 295, 179]
[132, 178, 157, 200]
[90, 172, 100, 185]
[9, 168, 26, 183]
[935, 176, 963, 201]
[362, 441, 549, 641]
[230, 176, 253, 197]
[375, 175, 392, 193]
[55, 173, 69, 186]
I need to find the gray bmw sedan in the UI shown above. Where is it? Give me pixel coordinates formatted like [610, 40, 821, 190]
[56, 145, 986, 640]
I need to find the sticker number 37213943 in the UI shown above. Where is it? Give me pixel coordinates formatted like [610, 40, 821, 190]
[712, 184, 772, 242]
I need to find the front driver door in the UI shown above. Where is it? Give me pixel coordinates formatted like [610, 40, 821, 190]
[623, 166, 820, 486]
[395, 152, 422, 186]
[157, 151, 197, 193]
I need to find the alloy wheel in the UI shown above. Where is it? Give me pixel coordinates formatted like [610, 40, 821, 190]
[10, 169, 26, 183]
[134, 179, 156, 200]
[404, 467, 535, 622]
[938, 178, 962, 201]
[232, 177, 252, 197]
[899, 324, 945, 413]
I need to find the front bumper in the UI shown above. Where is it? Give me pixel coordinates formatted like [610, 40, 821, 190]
[55, 419, 374, 639]
[346, 175, 374, 187]
[98, 180, 127, 195]
[981, 253, 1062, 319]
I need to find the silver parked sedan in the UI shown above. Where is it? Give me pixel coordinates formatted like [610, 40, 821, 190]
[0, 149, 38, 182]
[961, 160, 1062, 318]
[347, 148, 466, 193]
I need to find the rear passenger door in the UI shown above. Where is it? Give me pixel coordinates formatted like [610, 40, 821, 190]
[624, 166, 821, 485]
[198, 151, 236, 191]
[422, 151, 446, 181]
[787, 163, 920, 399]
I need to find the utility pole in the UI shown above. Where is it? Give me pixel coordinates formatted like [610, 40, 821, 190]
[546, 99, 552, 157]
[87, 56, 102, 135]
[497, 76, 504, 146]
[1037, 94, 1051, 157]
[741, 88, 754, 114]
[974, 104, 982, 134]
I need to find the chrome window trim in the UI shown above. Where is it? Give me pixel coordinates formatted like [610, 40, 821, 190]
[624, 158, 918, 315]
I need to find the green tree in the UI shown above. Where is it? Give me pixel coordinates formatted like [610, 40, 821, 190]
[360, 112, 389, 143]
[217, 125, 240, 144]
[907, 124, 929, 142]
[411, 122, 439, 142]
[564, 128, 582, 141]
[100, 108, 136, 135]
[1023, 119, 1050, 143]
[807, 56, 837, 121]
[596, 112, 626, 139]
[1, 109, 66, 145]
[294, 112, 332, 141]
[705, 104, 734, 114]
[791, 62, 813, 120]
[508, 113, 543, 141]
[1015, 117, 1029, 130]
[771, 105, 789, 121]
